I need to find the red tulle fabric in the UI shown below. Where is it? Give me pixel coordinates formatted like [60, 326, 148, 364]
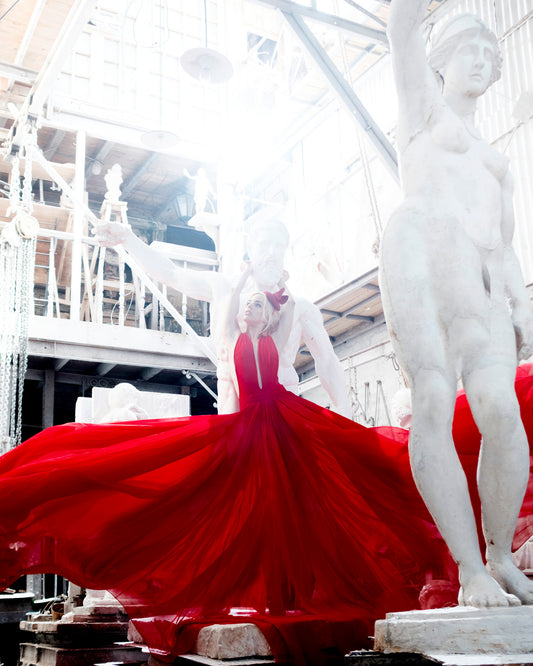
[0, 334, 532, 664]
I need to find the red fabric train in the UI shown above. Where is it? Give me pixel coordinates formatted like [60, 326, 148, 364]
[0, 334, 532, 664]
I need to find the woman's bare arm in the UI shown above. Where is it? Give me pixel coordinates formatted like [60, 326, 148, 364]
[223, 263, 252, 345]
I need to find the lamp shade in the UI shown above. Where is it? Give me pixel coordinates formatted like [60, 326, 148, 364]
[181, 47, 233, 84]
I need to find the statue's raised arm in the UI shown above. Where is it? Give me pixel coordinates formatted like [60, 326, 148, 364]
[387, 0, 443, 151]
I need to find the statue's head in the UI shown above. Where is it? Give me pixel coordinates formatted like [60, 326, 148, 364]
[428, 14, 502, 92]
[246, 217, 289, 288]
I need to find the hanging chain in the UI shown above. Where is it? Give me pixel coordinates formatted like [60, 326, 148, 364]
[0, 125, 38, 452]
[22, 141, 35, 214]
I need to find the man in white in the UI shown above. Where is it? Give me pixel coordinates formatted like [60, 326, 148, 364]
[96, 217, 350, 417]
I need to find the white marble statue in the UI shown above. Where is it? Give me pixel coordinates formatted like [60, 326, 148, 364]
[380, 1, 533, 608]
[104, 164, 123, 202]
[184, 167, 215, 214]
[95, 217, 351, 418]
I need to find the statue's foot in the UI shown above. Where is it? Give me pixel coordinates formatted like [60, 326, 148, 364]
[487, 558, 533, 605]
[458, 570, 521, 607]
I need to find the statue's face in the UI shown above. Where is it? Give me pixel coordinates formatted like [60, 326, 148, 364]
[444, 34, 495, 98]
[247, 227, 288, 287]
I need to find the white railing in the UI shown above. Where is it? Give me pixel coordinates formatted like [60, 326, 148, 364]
[0, 219, 218, 355]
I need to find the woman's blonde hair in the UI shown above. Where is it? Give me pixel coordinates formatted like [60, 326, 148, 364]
[248, 292, 281, 337]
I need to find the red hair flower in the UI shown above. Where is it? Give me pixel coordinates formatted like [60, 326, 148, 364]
[265, 288, 288, 311]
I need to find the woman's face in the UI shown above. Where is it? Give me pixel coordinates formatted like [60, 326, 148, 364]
[444, 34, 495, 98]
[243, 295, 266, 327]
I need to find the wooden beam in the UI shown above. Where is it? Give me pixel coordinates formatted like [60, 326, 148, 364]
[30, 0, 99, 114]
[343, 292, 381, 317]
[0, 157, 75, 185]
[0, 60, 37, 84]
[43, 129, 66, 160]
[6, 0, 47, 93]
[345, 314, 374, 322]
[121, 152, 159, 199]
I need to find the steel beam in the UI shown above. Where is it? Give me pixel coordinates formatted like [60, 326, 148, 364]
[96, 363, 116, 376]
[251, 0, 388, 44]
[25, 369, 207, 394]
[281, 11, 399, 180]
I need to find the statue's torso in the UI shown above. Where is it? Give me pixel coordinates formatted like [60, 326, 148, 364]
[398, 110, 509, 252]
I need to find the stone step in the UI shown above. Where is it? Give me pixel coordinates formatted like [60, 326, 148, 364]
[19, 641, 148, 666]
[374, 606, 533, 656]
[94, 662, 148, 666]
[346, 649, 533, 666]
[20, 619, 129, 647]
[171, 656, 275, 666]
[346, 650, 440, 666]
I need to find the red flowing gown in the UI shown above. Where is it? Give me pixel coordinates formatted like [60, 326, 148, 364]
[0, 333, 532, 664]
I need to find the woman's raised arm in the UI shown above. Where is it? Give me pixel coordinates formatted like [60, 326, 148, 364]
[223, 263, 253, 345]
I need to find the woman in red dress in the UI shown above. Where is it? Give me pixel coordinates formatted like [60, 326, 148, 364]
[0, 267, 531, 664]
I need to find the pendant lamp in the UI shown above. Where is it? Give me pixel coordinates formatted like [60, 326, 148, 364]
[181, 0, 233, 84]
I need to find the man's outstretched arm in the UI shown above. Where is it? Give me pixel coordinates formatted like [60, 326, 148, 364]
[298, 300, 351, 418]
[95, 222, 222, 303]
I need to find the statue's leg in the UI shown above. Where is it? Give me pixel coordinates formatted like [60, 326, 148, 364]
[409, 366, 519, 607]
[381, 208, 519, 606]
[463, 356, 533, 604]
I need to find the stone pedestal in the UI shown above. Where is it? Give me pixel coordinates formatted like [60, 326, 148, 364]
[0, 593, 34, 666]
[371, 606, 533, 666]
[196, 623, 272, 660]
[19, 605, 147, 666]
[129, 621, 275, 666]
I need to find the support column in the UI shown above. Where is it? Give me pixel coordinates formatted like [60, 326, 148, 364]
[42, 369, 55, 429]
[70, 129, 86, 321]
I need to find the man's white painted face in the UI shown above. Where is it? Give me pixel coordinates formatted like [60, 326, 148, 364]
[247, 229, 287, 287]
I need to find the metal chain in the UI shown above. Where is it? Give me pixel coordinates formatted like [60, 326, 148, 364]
[22, 142, 34, 214]
[0, 131, 38, 451]
[8, 154, 21, 211]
